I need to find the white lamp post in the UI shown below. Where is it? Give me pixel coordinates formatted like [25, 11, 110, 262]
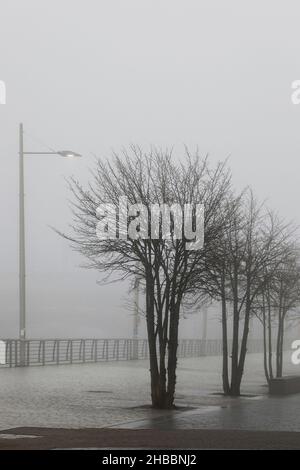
[19, 123, 81, 365]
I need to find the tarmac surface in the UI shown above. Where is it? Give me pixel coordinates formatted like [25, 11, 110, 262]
[0, 427, 300, 449]
[0, 352, 299, 448]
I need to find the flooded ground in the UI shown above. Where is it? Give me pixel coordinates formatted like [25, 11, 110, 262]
[0, 352, 299, 432]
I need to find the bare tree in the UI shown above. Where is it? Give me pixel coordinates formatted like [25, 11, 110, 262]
[254, 248, 300, 381]
[198, 191, 293, 395]
[61, 147, 231, 408]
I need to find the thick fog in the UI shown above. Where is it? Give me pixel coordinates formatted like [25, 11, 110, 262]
[0, 0, 300, 338]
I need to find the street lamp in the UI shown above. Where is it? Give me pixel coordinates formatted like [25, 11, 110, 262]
[19, 123, 81, 364]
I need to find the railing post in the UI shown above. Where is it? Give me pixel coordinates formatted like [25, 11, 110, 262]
[82, 340, 86, 363]
[42, 340, 45, 365]
[66, 340, 69, 362]
[9, 340, 12, 367]
[143, 339, 148, 359]
[94, 340, 98, 362]
[26, 341, 30, 366]
[70, 340, 73, 364]
[53, 341, 57, 363]
[56, 340, 60, 365]
[19, 340, 26, 366]
[15, 341, 18, 367]
[117, 340, 119, 361]
[105, 340, 108, 361]
[132, 338, 138, 360]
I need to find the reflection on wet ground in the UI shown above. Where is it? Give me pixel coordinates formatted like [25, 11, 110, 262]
[0, 353, 299, 432]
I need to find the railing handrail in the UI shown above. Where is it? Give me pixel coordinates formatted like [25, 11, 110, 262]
[0, 337, 277, 369]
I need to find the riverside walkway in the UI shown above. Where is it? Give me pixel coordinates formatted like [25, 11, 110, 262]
[0, 352, 297, 432]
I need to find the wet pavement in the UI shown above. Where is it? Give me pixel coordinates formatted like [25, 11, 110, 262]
[0, 352, 299, 432]
[117, 395, 300, 432]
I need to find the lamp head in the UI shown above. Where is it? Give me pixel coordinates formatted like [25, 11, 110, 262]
[57, 150, 82, 158]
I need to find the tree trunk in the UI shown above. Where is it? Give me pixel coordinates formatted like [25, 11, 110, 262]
[166, 301, 180, 408]
[145, 273, 162, 408]
[276, 317, 284, 378]
[262, 304, 270, 383]
[236, 297, 251, 395]
[158, 331, 167, 407]
[221, 286, 230, 394]
[230, 276, 240, 396]
[276, 310, 283, 378]
[267, 296, 274, 380]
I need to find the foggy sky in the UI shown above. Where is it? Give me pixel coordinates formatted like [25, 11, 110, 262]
[0, 0, 300, 338]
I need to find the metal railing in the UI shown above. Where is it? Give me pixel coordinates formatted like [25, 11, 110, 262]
[0, 338, 267, 368]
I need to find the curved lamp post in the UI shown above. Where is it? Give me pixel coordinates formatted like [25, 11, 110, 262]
[19, 123, 81, 365]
